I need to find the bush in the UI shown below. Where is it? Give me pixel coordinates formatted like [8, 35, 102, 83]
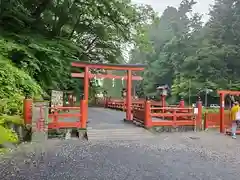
[0, 114, 23, 125]
[0, 55, 42, 115]
[0, 125, 19, 145]
[0, 56, 42, 151]
[0, 115, 23, 147]
[0, 115, 25, 155]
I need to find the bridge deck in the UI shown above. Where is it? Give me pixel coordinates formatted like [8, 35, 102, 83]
[88, 107, 131, 129]
[87, 108, 156, 141]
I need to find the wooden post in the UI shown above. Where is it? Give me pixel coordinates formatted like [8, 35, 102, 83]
[126, 70, 132, 121]
[197, 99, 202, 130]
[53, 108, 58, 125]
[204, 113, 208, 130]
[84, 66, 89, 122]
[144, 101, 152, 128]
[219, 93, 225, 133]
[23, 99, 33, 125]
[179, 98, 185, 108]
[173, 109, 177, 127]
[84, 66, 89, 101]
[104, 97, 108, 108]
[80, 100, 87, 128]
[161, 95, 166, 107]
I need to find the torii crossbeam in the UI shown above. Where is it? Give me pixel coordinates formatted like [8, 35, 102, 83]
[71, 73, 143, 80]
[71, 62, 145, 121]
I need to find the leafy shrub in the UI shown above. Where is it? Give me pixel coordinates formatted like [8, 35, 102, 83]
[0, 115, 23, 125]
[0, 115, 24, 152]
[0, 125, 19, 145]
[0, 55, 42, 115]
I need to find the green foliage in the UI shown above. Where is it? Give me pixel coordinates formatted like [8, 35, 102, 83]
[0, 0, 154, 110]
[0, 0, 155, 149]
[0, 56, 42, 115]
[0, 125, 19, 145]
[0, 115, 23, 146]
[130, 0, 240, 104]
[0, 115, 23, 125]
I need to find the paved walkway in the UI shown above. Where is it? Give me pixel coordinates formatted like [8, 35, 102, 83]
[1, 108, 240, 180]
[88, 107, 130, 129]
[87, 108, 156, 141]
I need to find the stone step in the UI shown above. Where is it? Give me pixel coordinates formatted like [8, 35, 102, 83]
[87, 128, 155, 140]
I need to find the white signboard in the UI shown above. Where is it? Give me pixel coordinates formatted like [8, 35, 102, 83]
[51, 90, 63, 108]
[194, 108, 198, 114]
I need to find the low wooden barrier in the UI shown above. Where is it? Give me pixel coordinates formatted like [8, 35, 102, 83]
[204, 112, 231, 130]
[48, 106, 84, 129]
[23, 99, 88, 132]
[105, 98, 163, 112]
[133, 101, 202, 129]
[132, 108, 145, 126]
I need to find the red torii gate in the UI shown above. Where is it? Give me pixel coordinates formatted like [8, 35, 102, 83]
[71, 62, 145, 121]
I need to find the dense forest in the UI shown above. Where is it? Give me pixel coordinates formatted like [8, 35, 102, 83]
[0, 0, 154, 115]
[131, 0, 240, 104]
[1, 0, 240, 115]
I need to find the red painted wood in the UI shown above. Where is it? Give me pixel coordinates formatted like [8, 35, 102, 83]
[152, 120, 194, 126]
[48, 122, 81, 129]
[197, 100, 202, 129]
[71, 73, 143, 80]
[23, 99, 33, 125]
[126, 70, 132, 121]
[71, 62, 145, 71]
[84, 66, 89, 102]
[219, 93, 225, 133]
[217, 90, 240, 95]
[144, 101, 152, 128]
[151, 113, 193, 117]
[204, 112, 231, 130]
[49, 106, 80, 110]
[80, 100, 87, 128]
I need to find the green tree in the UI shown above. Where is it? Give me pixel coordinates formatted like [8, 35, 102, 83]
[0, 0, 155, 114]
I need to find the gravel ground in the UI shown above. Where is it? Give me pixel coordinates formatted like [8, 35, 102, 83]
[1, 131, 240, 180]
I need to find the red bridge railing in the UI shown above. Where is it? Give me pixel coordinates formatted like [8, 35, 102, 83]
[23, 99, 88, 132]
[204, 112, 231, 130]
[105, 98, 163, 111]
[133, 101, 202, 129]
[101, 98, 201, 129]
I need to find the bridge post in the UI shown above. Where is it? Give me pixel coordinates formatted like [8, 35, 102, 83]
[144, 101, 152, 128]
[84, 66, 89, 101]
[219, 93, 225, 133]
[126, 69, 132, 121]
[84, 66, 89, 122]
[23, 98, 33, 125]
[80, 100, 87, 128]
[197, 99, 202, 130]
